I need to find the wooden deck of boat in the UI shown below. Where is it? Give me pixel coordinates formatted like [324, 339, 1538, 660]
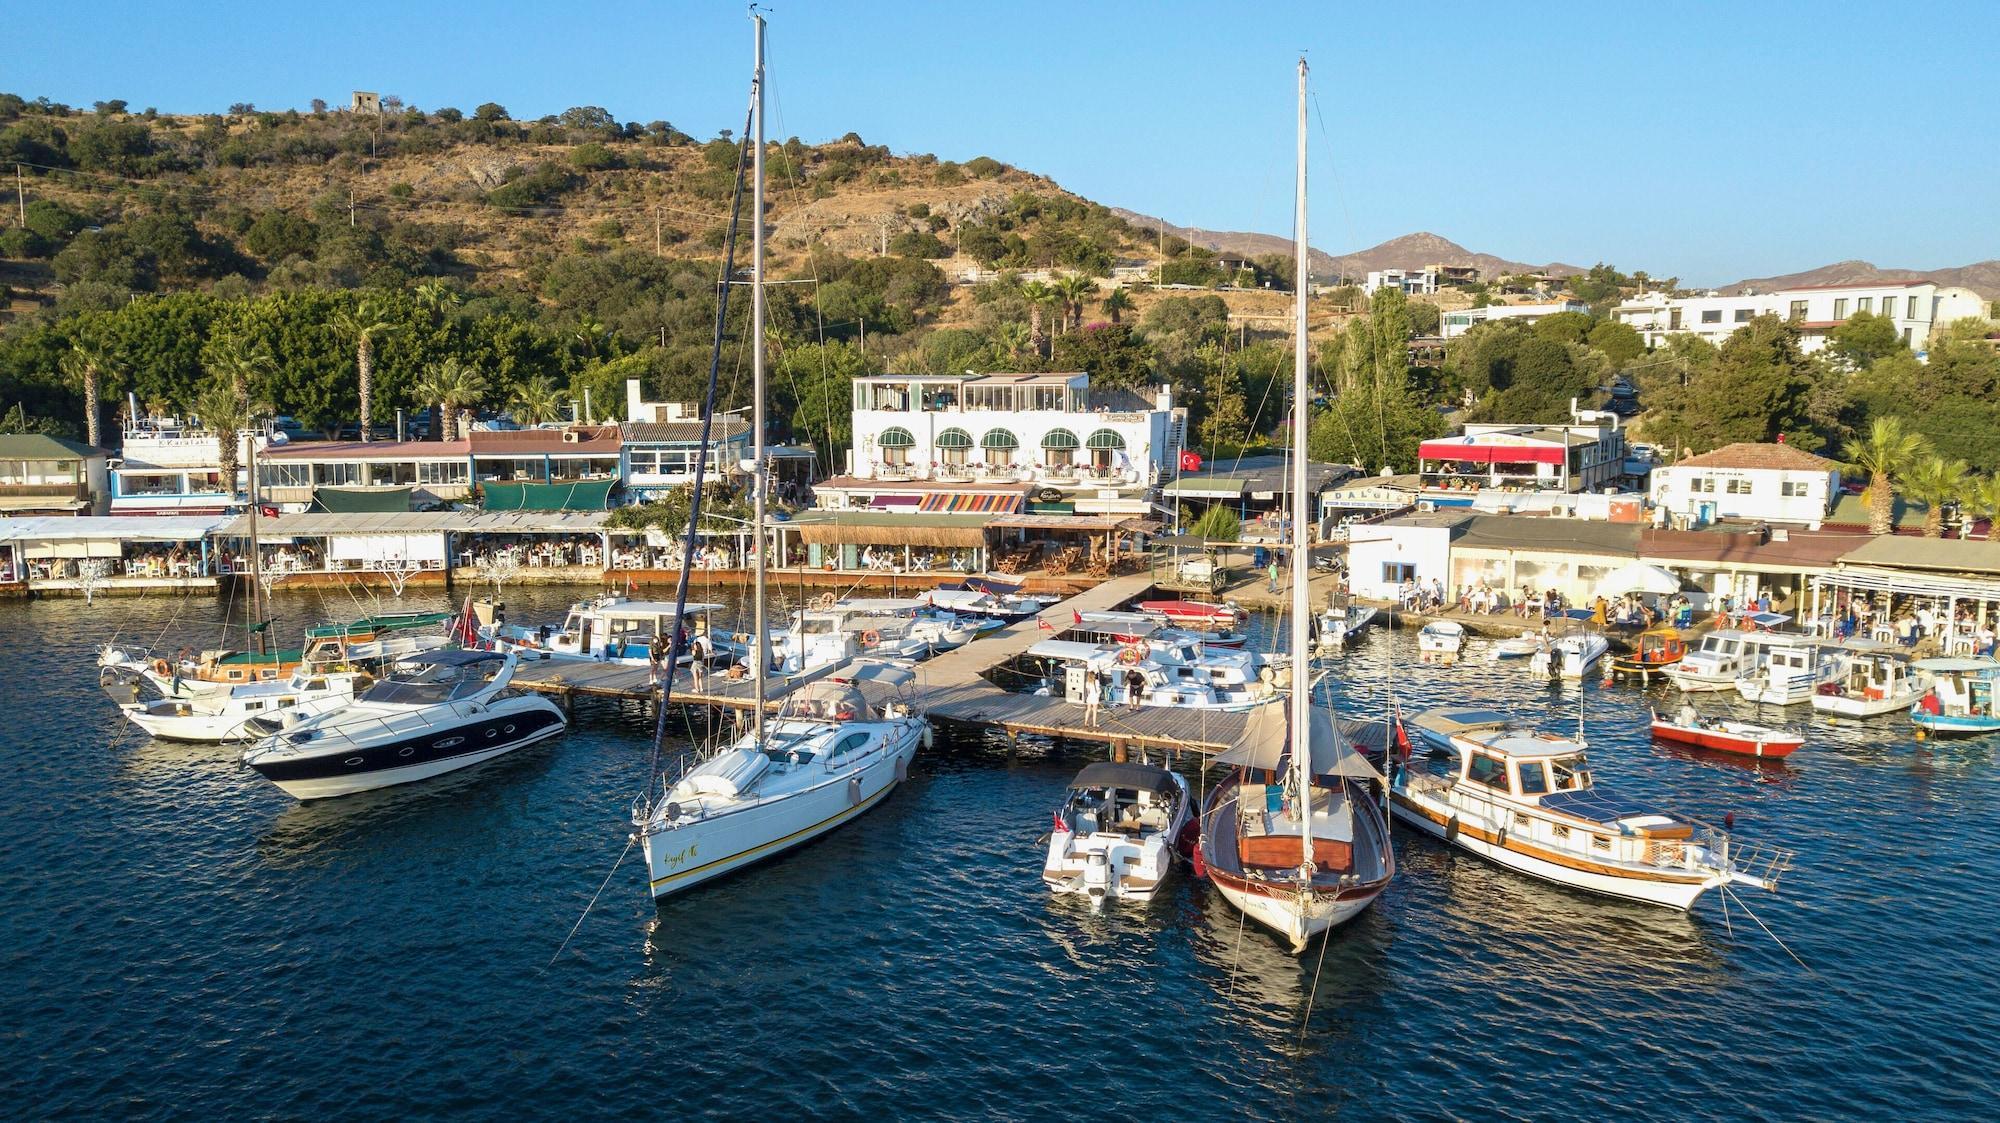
[507, 572, 1251, 754]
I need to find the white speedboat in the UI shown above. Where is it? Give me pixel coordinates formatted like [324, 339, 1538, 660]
[1391, 717, 1793, 909]
[1529, 631, 1610, 680]
[1044, 762, 1191, 903]
[636, 662, 928, 899]
[1029, 640, 1281, 713]
[484, 594, 736, 667]
[1492, 631, 1542, 660]
[1418, 620, 1466, 661]
[1316, 599, 1378, 651]
[1667, 628, 1764, 693]
[925, 584, 1042, 622]
[834, 598, 982, 653]
[1812, 641, 1930, 717]
[118, 667, 371, 743]
[240, 650, 566, 800]
[1734, 634, 1829, 706]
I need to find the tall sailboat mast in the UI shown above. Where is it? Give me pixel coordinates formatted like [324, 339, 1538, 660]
[750, 11, 769, 746]
[1290, 56, 1312, 871]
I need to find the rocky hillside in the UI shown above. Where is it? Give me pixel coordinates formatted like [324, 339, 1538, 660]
[1719, 258, 2000, 299]
[1108, 212, 1577, 282]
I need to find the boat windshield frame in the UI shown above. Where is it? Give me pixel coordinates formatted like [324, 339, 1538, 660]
[361, 661, 490, 706]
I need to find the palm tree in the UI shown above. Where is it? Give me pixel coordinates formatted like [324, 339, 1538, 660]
[990, 322, 1030, 364]
[331, 296, 403, 441]
[59, 336, 115, 448]
[1842, 416, 1930, 536]
[413, 357, 491, 442]
[190, 379, 273, 499]
[1904, 455, 1969, 538]
[1099, 286, 1132, 325]
[1019, 280, 1057, 358]
[1053, 273, 1095, 333]
[412, 278, 460, 319]
[1963, 474, 2000, 540]
[509, 376, 568, 426]
[571, 316, 610, 360]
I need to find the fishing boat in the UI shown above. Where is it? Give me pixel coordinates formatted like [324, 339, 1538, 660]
[1666, 628, 1766, 693]
[240, 650, 566, 800]
[1734, 634, 1829, 706]
[1043, 761, 1192, 903]
[1811, 641, 1929, 717]
[1530, 627, 1610, 680]
[1391, 715, 1793, 908]
[1418, 619, 1466, 661]
[1136, 599, 1241, 629]
[1650, 705, 1803, 758]
[1909, 657, 2000, 738]
[633, 22, 926, 903]
[1315, 595, 1377, 651]
[1196, 56, 1395, 953]
[1608, 624, 1687, 681]
[117, 666, 372, 743]
[483, 594, 733, 666]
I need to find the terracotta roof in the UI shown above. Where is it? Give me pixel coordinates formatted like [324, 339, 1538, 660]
[1673, 442, 1839, 472]
[466, 426, 621, 455]
[263, 439, 470, 460]
[1641, 526, 1860, 570]
[623, 419, 750, 444]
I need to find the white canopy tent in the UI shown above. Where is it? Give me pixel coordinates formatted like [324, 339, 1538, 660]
[1595, 561, 1685, 597]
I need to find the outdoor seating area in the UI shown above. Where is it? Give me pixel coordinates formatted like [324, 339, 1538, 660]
[457, 533, 604, 571]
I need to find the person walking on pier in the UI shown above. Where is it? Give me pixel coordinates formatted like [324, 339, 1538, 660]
[1084, 669, 1103, 727]
[1266, 557, 1281, 593]
[1125, 666, 1146, 711]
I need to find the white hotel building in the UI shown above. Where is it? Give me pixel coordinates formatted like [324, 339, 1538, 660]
[819, 372, 1185, 517]
[1440, 300, 1590, 339]
[1611, 281, 1987, 356]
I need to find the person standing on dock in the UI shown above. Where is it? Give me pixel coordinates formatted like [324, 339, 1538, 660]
[1125, 666, 1146, 711]
[1267, 557, 1281, 593]
[1084, 668, 1103, 727]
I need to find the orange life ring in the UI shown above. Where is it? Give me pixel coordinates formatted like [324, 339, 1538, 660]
[1118, 645, 1144, 665]
[151, 658, 170, 676]
[860, 630, 882, 647]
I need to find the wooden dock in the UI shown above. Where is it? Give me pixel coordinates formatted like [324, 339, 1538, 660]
[508, 572, 1254, 756]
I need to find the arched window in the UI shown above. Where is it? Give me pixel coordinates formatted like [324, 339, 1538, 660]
[877, 426, 915, 468]
[1086, 429, 1126, 471]
[936, 427, 973, 468]
[1041, 428, 1080, 469]
[981, 428, 1018, 469]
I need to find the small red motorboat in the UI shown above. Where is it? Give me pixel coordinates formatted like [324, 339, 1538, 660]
[1649, 707, 1803, 758]
[1137, 599, 1240, 628]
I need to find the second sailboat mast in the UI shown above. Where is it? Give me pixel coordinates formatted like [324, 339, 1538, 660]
[750, 12, 768, 746]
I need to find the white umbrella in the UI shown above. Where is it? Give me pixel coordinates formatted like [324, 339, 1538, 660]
[1597, 561, 1683, 597]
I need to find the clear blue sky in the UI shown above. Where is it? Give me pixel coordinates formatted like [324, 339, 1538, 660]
[12, 1, 1997, 284]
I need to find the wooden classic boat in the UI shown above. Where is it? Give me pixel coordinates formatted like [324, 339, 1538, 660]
[1608, 625, 1686, 681]
[1198, 706, 1395, 951]
[1650, 706, 1803, 758]
[1391, 714, 1793, 909]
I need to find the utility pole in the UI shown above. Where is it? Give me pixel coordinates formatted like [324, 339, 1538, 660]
[14, 165, 24, 228]
[348, 188, 356, 227]
[653, 205, 662, 255]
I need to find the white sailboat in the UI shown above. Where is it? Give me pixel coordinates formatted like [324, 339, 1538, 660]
[635, 15, 926, 901]
[1196, 58, 1395, 952]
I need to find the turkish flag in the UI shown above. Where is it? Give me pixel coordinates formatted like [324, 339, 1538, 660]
[1179, 450, 1203, 472]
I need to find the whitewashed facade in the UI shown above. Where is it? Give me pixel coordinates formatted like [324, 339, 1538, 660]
[1440, 300, 1590, 339]
[1650, 443, 1841, 527]
[1611, 282, 1987, 355]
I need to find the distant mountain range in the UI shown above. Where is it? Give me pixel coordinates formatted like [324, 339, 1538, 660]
[1716, 259, 2000, 299]
[1108, 212, 1580, 282]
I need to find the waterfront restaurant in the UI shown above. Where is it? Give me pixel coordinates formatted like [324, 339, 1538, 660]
[467, 426, 623, 490]
[213, 510, 614, 584]
[0, 514, 226, 594]
[1812, 536, 2000, 653]
[620, 378, 755, 502]
[1417, 419, 1626, 498]
[255, 439, 474, 511]
[108, 414, 240, 516]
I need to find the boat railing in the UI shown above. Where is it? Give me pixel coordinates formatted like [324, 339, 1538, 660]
[1700, 827, 1795, 889]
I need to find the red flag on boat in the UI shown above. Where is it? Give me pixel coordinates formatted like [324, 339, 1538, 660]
[1037, 617, 1053, 631]
[1072, 609, 1083, 625]
[258, 504, 280, 518]
[1052, 808, 1067, 833]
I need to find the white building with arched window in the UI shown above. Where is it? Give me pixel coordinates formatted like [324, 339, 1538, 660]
[818, 371, 1184, 517]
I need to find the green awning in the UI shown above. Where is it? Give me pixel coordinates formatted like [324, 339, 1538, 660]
[1041, 428, 1080, 450]
[310, 487, 414, 513]
[877, 427, 916, 449]
[482, 478, 617, 511]
[981, 428, 1019, 450]
[1162, 478, 1248, 499]
[1085, 429, 1125, 450]
[1027, 501, 1075, 514]
[936, 427, 973, 449]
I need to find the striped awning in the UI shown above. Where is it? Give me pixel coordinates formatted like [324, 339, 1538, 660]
[1041, 428, 1080, 450]
[936, 427, 973, 449]
[918, 492, 1023, 514]
[1086, 429, 1125, 450]
[877, 427, 916, 449]
[981, 429, 1019, 450]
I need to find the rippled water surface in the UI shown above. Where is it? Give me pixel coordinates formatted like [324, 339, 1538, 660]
[4, 585, 1996, 1120]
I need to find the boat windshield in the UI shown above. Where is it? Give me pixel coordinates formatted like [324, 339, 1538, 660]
[362, 662, 489, 705]
[1549, 754, 1590, 791]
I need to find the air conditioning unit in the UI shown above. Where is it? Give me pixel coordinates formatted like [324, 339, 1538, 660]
[1771, 528, 1790, 542]
[562, 430, 582, 443]
[1417, 500, 1437, 512]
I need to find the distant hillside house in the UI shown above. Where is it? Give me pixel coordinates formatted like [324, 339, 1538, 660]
[1611, 281, 1987, 356]
[1440, 299, 1589, 339]
[1650, 442, 1841, 528]
[1363, 268, 1437, 296]
[0, 434, 110, 516]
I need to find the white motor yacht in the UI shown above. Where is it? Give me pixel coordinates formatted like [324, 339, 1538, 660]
[924, 585, 1041, 622]
[1043, 761, 1192, 903]
[1391, 719, 1792, 909]
[484, 595, 736, 667]
[1315, 598, 1378, 651]
[1667, 628, 1765, 693]
[1735, 634, 1829, 706]
[1029, 640, 1280, 713]
[1812, 641, 1930, 718]
[240, 650, 566, 800]
[834, 598, 982, 653]
[119, 667, 371, 743]
[636, 662, 928, 899]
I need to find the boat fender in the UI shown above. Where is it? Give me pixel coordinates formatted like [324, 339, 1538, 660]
[919, 725, 933, 751]
[847, 775, 863, 806]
